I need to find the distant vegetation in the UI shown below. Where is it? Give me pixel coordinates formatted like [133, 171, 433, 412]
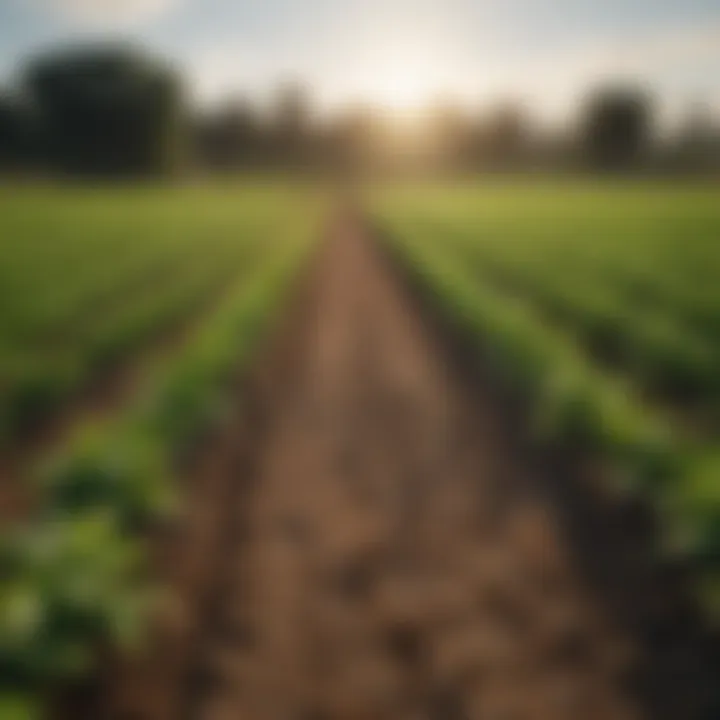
[1, 46, 182, 176]
[0, 43, 719, 177]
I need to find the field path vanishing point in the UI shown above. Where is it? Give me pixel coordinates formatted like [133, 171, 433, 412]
[153, 214, 711, 720]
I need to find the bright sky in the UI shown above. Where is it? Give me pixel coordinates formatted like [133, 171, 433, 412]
[1, 0, 719, 121]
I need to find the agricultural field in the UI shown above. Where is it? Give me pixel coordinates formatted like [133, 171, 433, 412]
[0, 185, 317, 441]
[375, 180, 720, 619]
[1, 180, 718, 720]
[0, 183, 320, 716]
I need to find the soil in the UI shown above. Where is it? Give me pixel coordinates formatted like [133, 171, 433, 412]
[97, 214, 717, 720]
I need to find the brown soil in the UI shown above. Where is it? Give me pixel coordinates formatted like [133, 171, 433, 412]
[101, 215, 716, 720]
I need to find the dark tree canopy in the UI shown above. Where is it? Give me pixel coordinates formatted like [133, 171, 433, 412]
[581, 86, 653, 170]
[195, 98, 262, 171]
[25, 46, 184, 176]
[0, 93, 36, 168]
[667, 102, 719, 173]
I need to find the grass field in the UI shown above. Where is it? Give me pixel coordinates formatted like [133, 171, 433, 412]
[375, 180, 720, 618]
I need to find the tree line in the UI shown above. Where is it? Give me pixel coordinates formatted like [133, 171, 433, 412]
[0, 44, 718, 177]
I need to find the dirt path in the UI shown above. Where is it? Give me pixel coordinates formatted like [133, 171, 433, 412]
[172, 216, 712, 720]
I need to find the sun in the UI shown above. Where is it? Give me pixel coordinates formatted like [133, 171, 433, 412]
[353, 27, 470, 116]
[364, 38, 444, 115]
[374, 67, 434, 114]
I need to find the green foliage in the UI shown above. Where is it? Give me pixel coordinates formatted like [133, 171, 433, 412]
[25, 45, 184, 176]
[377, 180, 720, 619]
[0, 693, 42, 720]
[0, 187, 295, 440]
[0, 184, 318, 711]
[0, 514, 150, 687]
[41, 429, 174, 529]
[581, 86, 653, 170]
[0, 93, 35, 168]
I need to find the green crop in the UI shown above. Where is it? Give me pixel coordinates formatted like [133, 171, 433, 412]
[376, 179, 720, 621]
[0, 184, 302, 438]
[0, 182, 320, 713]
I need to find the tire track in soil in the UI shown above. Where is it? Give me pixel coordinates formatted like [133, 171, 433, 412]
[183, 217, 712, 720]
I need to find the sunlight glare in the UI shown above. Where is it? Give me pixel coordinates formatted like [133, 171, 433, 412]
[374, 67, 433, 114]
[368, 41, 444, 115]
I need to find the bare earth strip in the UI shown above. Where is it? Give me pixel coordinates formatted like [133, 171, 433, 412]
[165, 216, 715, 720]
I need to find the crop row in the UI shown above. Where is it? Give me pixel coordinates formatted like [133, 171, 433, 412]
[0, 202, 317, 718]
[410, 217, 720, 408]
[380, 184, 720, 342]
[0, 188, 301, 438]
[379, 208, 719, 626]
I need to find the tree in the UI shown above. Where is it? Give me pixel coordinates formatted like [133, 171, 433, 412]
[25, 45, 184, 176]
[0, 93, 29, 168]
[581, 86, 653, 171]
[195, 97, 261, 171]
[463, 102, 529, 171]
[270, 81, 312, 166]
[424, 96, 470, 172]
[321, 106, 381, 176]
[0, 91, 42, 170]
[667, 101, 719, 174]
[482, 102, 528, 169]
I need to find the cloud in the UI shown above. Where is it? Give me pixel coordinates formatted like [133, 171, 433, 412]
[36, 0, 178, 26]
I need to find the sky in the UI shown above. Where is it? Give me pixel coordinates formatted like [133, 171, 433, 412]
[0, 0, 719, 122]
